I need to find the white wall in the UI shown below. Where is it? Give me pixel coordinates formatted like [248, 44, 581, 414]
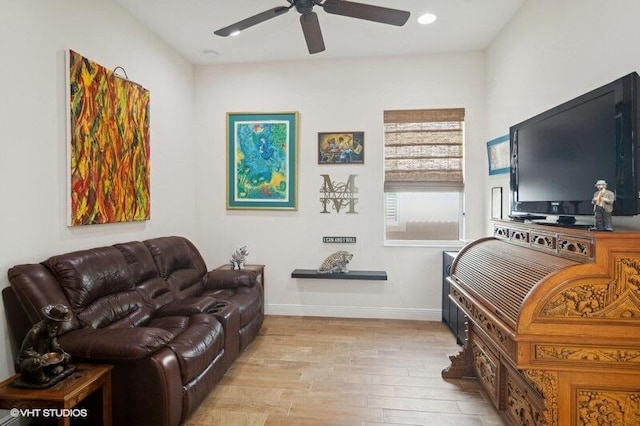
[0, 0, 195, 379]
[7, 0, 637, 385]
[193, 53, 486, 321]
[485, 0, 640, 232]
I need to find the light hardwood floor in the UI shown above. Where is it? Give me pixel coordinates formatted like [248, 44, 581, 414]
[185, 315, 506, 426]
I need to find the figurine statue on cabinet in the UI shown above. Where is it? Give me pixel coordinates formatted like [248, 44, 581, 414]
[591, 179, 615, 231]
[230, 245, 249, 270]
[14, 304, 75, 388]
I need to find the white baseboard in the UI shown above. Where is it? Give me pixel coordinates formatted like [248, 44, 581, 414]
[265, 304, 442, 322]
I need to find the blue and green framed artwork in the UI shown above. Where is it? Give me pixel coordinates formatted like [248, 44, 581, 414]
[486, 134, 510, 175]
[226, 112, 298, 210]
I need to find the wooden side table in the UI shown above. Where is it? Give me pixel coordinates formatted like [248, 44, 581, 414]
[0, 364, 112, 426]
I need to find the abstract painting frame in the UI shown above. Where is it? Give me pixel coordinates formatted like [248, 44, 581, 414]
[226, 112, 298, 210]
[487, 134, 510, 175]
[318, 131, 364, 164]
[67, 50, 151, 226]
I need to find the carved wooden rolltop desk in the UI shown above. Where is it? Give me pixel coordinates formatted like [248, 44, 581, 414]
[442, 220, 640, 426]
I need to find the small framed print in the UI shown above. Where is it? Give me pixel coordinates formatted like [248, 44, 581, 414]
[487, 134, 510, 175]
[318, 132, 364, 164]
[491, 187, 503, 219]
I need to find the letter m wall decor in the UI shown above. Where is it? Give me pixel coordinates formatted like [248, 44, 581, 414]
[319, 174, 358, 213]
[67, 50, 151, 226]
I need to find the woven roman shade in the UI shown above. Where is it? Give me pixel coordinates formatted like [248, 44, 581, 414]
[384, 108, 465, 191]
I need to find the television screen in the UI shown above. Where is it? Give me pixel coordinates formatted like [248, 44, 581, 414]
[510, 72, 639, 221]
[516, 92, 616, 203]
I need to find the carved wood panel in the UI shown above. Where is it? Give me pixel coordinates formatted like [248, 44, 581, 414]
[493, 221, 594, 261]
[505, 376, 546, 426]
[452, 286, 515, 357]
[470, 332, 500, 408]
[577, 388, 640, 425]
[540, 256, 640, 319]
[523, 369, 558, 426]
[535, 344, 640, 365]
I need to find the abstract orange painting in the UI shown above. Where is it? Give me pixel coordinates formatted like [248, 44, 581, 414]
[67, 50, 150, 226]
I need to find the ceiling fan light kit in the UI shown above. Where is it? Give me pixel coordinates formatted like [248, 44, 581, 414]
[214, 0, 411, 54]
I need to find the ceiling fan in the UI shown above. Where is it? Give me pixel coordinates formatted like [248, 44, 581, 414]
[214, 0, 411, 54]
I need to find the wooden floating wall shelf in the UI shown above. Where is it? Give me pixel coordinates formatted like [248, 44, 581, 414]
[291, 269, 387, 281]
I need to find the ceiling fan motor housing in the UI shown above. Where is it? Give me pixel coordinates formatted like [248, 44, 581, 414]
[291, 0, 316, 15]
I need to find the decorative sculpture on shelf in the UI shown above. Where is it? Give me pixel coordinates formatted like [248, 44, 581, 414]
[318, 250, 353, 274]
[14, 304, 76, 388]
[590, 179, 615, 231]
[230, 245, 249, 270]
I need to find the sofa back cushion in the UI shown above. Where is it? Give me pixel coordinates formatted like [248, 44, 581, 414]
[144, 237, 207, 299]
[7, 264, 80, 331]
[44, 246, 135, 310]
[114, 241, 175, 310]
[114, 241, 160, 284]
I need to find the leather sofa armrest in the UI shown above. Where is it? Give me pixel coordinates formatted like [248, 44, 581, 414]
[110, 348, 183, 426]
[154, 297, 226, 317]
[59, 327, 173, 361]
[204, 269, 257, 291]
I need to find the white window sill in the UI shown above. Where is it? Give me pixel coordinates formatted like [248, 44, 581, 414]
[384, 239, 466, 248]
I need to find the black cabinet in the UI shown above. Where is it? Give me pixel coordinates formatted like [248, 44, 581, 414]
[442, 251, 465, 345]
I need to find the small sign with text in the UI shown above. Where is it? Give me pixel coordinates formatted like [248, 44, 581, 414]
[322, 236, 356, 243]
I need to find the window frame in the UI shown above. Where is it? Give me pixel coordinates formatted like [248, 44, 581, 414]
[383, 189, 465, 247]
[383, 108, 465, 246]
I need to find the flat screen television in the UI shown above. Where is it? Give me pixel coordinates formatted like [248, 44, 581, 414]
[510, 72, 640, 224]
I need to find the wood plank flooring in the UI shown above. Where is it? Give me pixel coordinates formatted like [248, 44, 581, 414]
[185, 315, 506, 426]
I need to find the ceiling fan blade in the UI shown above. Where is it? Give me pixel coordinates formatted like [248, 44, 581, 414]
[214, 6, 291, 37]
[300, 12, 325, 54]
[321, 0, 410, 26]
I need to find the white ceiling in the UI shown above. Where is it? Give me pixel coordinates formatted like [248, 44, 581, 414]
[114, 0, 525, 65]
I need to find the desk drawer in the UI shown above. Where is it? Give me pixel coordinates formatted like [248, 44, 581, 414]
[470, 329, 500, 408]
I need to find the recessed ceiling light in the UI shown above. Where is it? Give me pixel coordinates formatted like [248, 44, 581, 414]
[418, 13, 437, 25]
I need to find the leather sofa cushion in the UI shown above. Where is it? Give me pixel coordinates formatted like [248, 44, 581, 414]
[155, 296, 225, 317]
[44, 246, 135, 309]
[164, 313, 225, 384]
[204, 286, 262, 327]
[144, 237, 206, 278]
[114, 241, 161, 284]
[115, 241, 177, 310]
[59, 326, 174, 361]
[135, 277, 174, 311]
[145, 237, 207, 299]
[148, 315, 190, 336]
[204, 269, 257, 290]
[167, 269, 205, 298]
[7, 264, 80, 331]
[77, 291, 151, 329]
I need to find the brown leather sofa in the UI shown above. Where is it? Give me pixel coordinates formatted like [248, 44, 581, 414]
[2, 236, 264, 426]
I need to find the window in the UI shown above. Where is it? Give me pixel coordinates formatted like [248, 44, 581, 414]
[384, 108, 465, 242]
